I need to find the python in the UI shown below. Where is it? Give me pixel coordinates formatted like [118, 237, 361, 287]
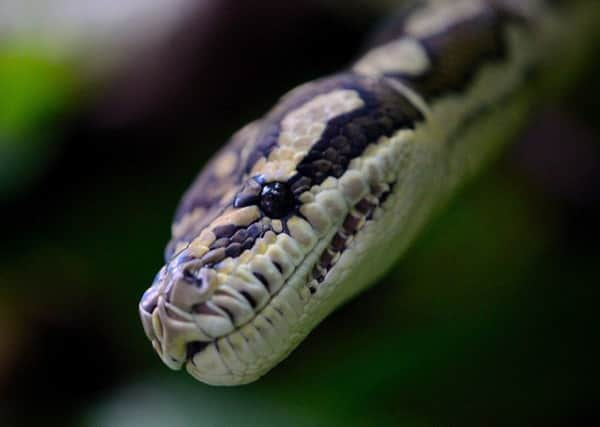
[139, 0, 600, 385]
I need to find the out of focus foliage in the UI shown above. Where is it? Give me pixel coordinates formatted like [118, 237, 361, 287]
[1, 1, 599, 426]
[0, 47, 76, 195]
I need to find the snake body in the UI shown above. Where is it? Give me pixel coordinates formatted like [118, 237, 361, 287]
[139, 0, 600, 385]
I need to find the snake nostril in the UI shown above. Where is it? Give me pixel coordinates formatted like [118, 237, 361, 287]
[180, 265, 218, 296]
[183, 267, 202, 285]
[181, 267, 211, 294]
[186, 341, 210, 361]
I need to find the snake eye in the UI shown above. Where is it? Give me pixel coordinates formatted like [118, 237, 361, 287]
[260, 182, 294, 218]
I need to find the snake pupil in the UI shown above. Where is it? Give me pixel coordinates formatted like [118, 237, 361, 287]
[260, 182, 294, 218]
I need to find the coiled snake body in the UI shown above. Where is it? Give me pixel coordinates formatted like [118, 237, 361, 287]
[139, 0, 600, 385]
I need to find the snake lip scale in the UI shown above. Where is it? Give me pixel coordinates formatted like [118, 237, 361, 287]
[139, 0, 600, 385]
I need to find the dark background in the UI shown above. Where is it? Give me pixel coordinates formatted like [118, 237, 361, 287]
[1, 1, 599, 425]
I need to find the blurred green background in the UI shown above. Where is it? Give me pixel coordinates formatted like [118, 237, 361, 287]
[1, 1, 599, 426]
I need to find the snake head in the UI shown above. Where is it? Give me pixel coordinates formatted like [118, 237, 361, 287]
[138, 72, 423, 385]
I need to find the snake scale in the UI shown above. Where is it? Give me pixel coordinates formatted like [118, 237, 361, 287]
[139, 0, 600, 385]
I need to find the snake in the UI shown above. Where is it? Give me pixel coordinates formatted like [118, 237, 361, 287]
[138, 0, 600, 385]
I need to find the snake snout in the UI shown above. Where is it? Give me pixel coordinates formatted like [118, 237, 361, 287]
[139, 262, 219, 371]
[139, 292, 214, 371]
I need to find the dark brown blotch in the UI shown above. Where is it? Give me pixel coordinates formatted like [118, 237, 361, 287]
[225, 242, 243, 258]
[213, 224, 239, 239]
[210, 238, 229, 249]
[319, 249, 335, 270]
[200, 248, 226, 265]
[331, 233, 347, 252]
[231, 229, 249, 243]
[355, 198, 376, 215]
[343, 213, 363, 233]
